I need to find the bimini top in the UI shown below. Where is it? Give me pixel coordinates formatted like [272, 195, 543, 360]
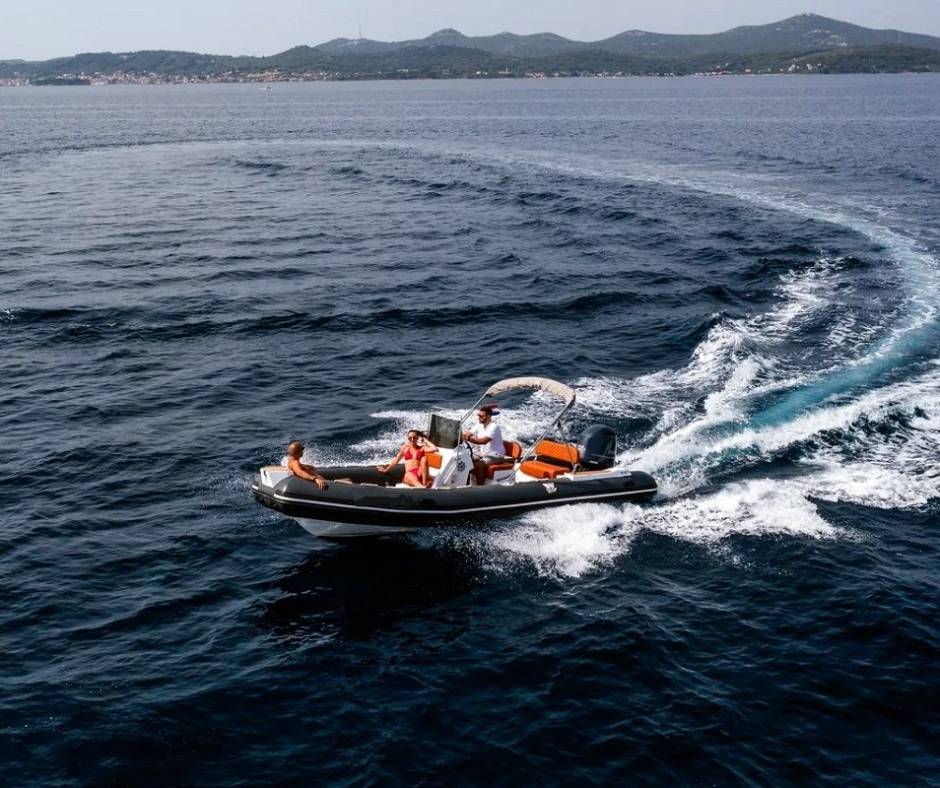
[485, 376, 576, 408]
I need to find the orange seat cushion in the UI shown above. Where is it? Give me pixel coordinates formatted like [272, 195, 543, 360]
[534, 440, 579, 466]
[426, 452, 442, 469]
[483, 440, 522, 479]
[485, 462, 514, 479]
[519, 440, 579, 479]
[520, 460, 569, 479]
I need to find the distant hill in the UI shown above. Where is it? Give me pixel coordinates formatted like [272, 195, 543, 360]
[593, 13, 940, 56]
[0, 49, 254, 80]
[313, 29, 588, 58]
[313, 14, 940, 58]
[2, 14, 939, 82]
[316, 13, 940, 57]
[314, 38, 399, 56]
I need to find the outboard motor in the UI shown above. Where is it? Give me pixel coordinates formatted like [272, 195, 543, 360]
[578, 424, 617, 470]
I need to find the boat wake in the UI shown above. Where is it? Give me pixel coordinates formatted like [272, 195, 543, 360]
[477, 482, 850, 579]
[288, 145, 940, 577]
[480, 161, 939, 576]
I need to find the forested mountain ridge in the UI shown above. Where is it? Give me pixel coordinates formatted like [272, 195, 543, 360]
[3, 14, 939, 82]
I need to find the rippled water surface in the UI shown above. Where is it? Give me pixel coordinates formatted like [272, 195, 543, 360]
[2, 77, 940, 784]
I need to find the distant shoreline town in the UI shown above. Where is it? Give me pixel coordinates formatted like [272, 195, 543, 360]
[3, 13, 939, 86]
[3, 64, 934, 89]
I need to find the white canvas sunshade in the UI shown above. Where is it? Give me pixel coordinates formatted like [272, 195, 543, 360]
[484, 377, 576, 408]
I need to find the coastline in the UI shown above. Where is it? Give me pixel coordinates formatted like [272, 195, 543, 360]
[4, 71, 940, 87]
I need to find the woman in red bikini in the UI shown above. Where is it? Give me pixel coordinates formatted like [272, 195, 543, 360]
[378, 430, 437, 488]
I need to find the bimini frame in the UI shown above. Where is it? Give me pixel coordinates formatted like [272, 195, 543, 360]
[459, 376, 577, 481]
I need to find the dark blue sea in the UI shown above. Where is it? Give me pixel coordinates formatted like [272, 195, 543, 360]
[2, 76, 939, 785]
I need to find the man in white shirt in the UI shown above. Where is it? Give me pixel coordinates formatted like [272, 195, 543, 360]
[462, 405, 507, 485]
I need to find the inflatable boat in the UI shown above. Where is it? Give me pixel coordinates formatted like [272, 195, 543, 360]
[252, 377, 657, 539]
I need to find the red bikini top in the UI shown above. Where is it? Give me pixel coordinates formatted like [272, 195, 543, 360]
[403, 447, 425, 462]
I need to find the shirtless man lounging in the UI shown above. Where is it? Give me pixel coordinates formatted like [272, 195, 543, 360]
[286, 441, 328, 490]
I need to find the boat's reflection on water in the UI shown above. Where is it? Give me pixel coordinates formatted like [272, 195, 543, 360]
[261, 536, 483, 642]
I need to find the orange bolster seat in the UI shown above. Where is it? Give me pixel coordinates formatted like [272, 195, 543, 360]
[519, 460, 568, 479]
[485, 462, 514, 479]
[427, 452, 442, 469]
[534, 439, 579, 466]
[483, 440, 523, 479]
[519, 440, 580, 479]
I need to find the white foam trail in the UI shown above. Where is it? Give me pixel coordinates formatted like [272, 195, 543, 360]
[624, 480, 846, 542]
[484, 504, 631, 578]
[628, 360, 940, 500]
[807, 459, 940, 511]
[487, 154, 939, 576]
[575, 255, 848, 455]
[480, 479, 849, 579]
[530, 329, 940, 581]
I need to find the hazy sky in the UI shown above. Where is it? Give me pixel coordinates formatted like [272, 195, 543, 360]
[3, 0, 939, 61]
